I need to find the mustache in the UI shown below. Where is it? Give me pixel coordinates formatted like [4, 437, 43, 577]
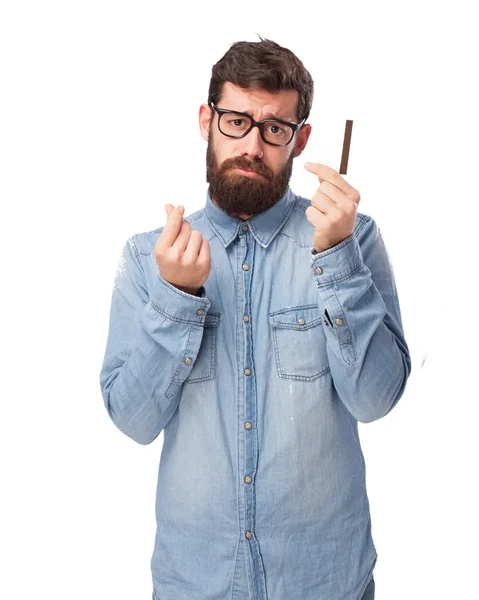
[220, 158, 271, 179]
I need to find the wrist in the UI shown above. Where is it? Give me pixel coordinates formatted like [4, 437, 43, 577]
[175, 285, 200, 296]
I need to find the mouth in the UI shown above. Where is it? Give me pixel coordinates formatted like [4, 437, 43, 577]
[231, 167, 267, 180]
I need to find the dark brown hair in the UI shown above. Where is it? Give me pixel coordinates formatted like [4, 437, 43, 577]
[207, 36, 314, 124]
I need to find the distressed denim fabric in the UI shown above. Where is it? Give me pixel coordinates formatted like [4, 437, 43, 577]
[153, 579, 374, 600]
[154, 577, 374, 600]
[100, 185, 410, 600]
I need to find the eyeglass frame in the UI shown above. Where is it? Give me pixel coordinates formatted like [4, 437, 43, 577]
[208, 102, 307, 147]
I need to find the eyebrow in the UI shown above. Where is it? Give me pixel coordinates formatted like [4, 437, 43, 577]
[229, 107, 294, 123]
[263, 112, 287, 120]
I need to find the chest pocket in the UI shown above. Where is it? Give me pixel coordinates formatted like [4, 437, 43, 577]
[269, 304, 330, 381]
[185, 311, 220, 383]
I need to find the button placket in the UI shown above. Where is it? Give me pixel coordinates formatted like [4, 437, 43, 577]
[239, 230, 260, 565]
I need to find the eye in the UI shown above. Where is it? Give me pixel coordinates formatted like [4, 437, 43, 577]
[266, 123, 286, 136]
[229, 118, 246, 127]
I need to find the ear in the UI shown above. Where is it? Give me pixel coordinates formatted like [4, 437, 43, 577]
[199, 103, 213, 142]
[293, 123, 312, 158]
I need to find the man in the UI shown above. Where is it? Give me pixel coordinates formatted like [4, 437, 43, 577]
[99, 37, 411, 600]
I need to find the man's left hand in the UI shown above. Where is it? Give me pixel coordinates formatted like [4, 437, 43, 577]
[304, 162, 361, 254]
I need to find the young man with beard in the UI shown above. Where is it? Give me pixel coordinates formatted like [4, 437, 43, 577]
[99, 37, 411, 600]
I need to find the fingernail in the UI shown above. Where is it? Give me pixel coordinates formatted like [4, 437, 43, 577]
[304, 162, 310, 168]
[179, 205, 184, 212]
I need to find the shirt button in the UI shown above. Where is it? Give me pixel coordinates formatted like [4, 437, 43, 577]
[336, 318, 344, 326]
[185, 357, 193, 364]
[196, 308, 205, 315]
[298, 317, 305, 325]
[242, 224, 248, 231]
[242, 263, 249, 270]
[315, 266, 323, 275]
[243, 315, 250, 322]
[244, 475, 253, 484]
[244, 368, 251, 376]
[245, 531, 253, 539]
[244, 422, 252, 429]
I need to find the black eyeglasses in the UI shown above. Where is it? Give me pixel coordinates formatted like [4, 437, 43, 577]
[209, 102, 306, 147]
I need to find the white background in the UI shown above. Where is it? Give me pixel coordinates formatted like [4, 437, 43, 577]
[1, 1, 478, 598]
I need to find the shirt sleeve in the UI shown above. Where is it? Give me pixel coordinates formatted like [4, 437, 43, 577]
[99, 235, 211, 444]
[310, 216, 412, 423]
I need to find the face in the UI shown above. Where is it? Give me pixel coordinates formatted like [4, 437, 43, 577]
[199, 82, 312, 220]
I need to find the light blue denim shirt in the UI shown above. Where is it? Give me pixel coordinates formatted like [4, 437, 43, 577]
[99, 185, 411, 600]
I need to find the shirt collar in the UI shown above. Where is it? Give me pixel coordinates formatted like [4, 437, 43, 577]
[204, 185, 296, 249]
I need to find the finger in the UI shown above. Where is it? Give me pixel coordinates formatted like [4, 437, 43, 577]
[172, 219, 192, 253]
[311, 191, 341, 215]
[304, 162, 358, 198]
[183, 229, 203, 262]
[159, 204, 184, 249]
[305, 205, 327, 228]
[165, 204, 177, 218]
[316, 181, 359, 208]
[198, 237, 210, 265]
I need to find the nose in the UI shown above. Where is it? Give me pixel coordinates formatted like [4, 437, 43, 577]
[241, 124, 264, 160]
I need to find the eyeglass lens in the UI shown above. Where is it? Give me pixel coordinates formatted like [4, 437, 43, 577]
[219, 112, 293, 145]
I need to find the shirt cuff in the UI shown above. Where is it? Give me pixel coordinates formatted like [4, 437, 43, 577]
[310, 233, 364, 288]
[150, 274, 211, 323]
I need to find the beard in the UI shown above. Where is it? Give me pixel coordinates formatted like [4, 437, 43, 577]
[205, 129, 295, 219]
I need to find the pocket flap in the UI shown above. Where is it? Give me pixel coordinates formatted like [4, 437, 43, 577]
[204, 311, 220, 328]
[269, 304, 323, 330]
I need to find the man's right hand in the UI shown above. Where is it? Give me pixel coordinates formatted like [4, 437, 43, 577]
[155, 204, 211, 296]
